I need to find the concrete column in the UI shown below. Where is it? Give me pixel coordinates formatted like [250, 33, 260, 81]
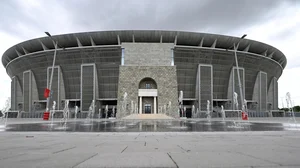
[139, 96, 142, 114]
[154, 96, 157, 114]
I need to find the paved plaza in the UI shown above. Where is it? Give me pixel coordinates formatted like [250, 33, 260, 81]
[1, 118, 300, 167]
[1, 117, 298, 125]
[1, 131, 300, 168]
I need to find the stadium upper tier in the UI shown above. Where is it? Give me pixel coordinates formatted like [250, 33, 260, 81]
[2, 30, 286, 69]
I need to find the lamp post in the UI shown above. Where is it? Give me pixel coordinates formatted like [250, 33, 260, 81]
[232, 34, 247, 113]
[45, 32, 59, 114]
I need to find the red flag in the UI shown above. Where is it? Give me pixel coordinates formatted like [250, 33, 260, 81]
[44, 88, 50, 98]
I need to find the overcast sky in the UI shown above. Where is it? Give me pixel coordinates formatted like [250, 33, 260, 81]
[0, 0, 299, 109]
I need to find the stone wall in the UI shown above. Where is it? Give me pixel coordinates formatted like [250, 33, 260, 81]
[122, 43, 173, 66]
[117, 66, 179, 118]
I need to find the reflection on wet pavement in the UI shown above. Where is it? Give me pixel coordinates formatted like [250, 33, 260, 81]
[1, 119, 298, 132]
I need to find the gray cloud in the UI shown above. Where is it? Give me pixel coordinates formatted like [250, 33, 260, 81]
[287, 60, 300, 69]
[60, 0, 288, 33]
[0, 0, 28, 37]
[0, 0, 297, 39]
[0, 0, 50, 39]
[270, 21, 300, 41]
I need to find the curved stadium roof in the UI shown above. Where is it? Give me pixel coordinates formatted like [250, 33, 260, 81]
[2, 30, 287, 68]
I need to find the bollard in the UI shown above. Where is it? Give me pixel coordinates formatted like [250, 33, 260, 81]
[242, 112, 248, 120]
[43, 112, 50, 120]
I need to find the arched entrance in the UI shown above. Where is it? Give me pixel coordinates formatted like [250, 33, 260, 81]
[138, 78, 157, 114]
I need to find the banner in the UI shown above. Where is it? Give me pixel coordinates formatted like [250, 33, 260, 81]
[44, 88, 50, 98]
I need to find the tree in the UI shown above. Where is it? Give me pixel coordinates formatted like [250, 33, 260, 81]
[294, 106, 300, 112]
[279, 108, 288, 112]
[2, 97, 11, 113]
[279, 106, 300, 112]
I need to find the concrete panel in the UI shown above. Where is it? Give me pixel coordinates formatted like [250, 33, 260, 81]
[22, 70, 38, 112]
[47, 67, 59, 109]
[227, 67, 245, 110]
[10, 76, 22, 110]
[46, 66, 66, 110]
[261, 72, 267, 112]
[23, 71, 30, 112]
[268, 77, 278, 110]
[138, 89, 157, 97]
[252, 71, 268, 113]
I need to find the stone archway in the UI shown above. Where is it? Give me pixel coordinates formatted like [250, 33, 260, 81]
[138, 78, 158, 114]
[139, 78, 157, 89]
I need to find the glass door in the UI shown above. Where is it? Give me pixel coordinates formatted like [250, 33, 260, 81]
[145, 104, 151, 114]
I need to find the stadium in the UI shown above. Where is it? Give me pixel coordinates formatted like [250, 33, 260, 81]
[2, 30, 286, 118]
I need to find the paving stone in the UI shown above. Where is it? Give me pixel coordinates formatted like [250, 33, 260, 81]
[75, 152, 176, 168]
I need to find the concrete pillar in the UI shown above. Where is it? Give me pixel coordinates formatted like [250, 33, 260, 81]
[139, 96, 142, 114]
[154, 96, 157, 114]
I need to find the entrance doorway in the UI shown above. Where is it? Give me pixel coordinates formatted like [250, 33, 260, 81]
[138, 77, 158, 114]
[145, 104, 152, 114]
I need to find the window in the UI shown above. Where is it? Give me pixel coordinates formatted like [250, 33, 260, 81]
[121, 48, 125, 65]
[145, 83, 151, 89]
[171, 49, 174, 66]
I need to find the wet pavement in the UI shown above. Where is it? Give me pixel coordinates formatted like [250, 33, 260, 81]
[1, 119, 300, 167]
[1, 119, 299, 132]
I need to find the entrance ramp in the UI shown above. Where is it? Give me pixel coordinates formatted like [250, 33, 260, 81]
[123, 114, 174, 119]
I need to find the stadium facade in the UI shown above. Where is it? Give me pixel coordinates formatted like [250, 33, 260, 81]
[2, 30, 286, 118]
